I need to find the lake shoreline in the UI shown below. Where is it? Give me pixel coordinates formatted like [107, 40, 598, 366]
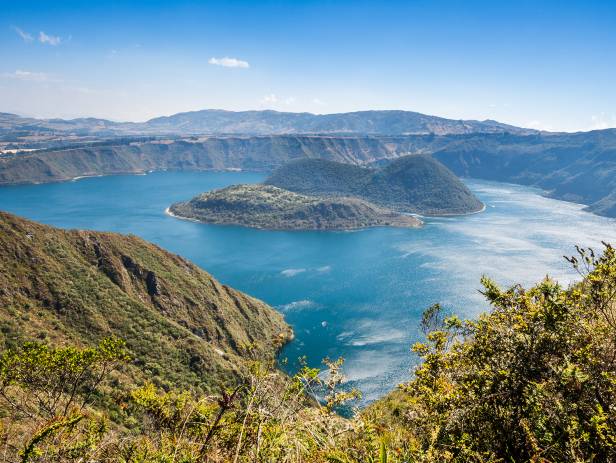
[1, 171, 615, 406]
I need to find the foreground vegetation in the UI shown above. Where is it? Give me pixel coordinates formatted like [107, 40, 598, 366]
[1, 239, 615, 461]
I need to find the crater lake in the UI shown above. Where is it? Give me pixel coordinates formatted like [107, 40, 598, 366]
[1, 171, 615, 403]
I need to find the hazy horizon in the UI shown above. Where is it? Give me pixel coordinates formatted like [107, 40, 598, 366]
[1, 106, 610, 135]
[1, 0, 615, 131]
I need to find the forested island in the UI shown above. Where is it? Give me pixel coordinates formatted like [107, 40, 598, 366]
[266, 154, 484, 216]
[168, 154, 481, 230]
[168, 184, 421, 230]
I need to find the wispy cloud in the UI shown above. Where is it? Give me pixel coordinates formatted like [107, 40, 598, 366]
[39, 31, 61, 46]
[1, 70, 50, 82]
[208, 56, 249, 68]
[312, 98, 326, 106]
[260, 94, 296, 106]
[12, 26, 33, 43]
[261, 93, 278, 104]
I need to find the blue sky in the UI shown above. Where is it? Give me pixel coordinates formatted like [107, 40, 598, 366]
[1, 0, 615, 131]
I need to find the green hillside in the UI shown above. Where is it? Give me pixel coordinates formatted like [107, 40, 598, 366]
[169, 184, 422, 230]
[266, 154, 484, 215]
[1, 215, 614, 461]
[0, 211, 291, 394]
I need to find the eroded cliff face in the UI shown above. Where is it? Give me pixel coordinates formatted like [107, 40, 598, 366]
[0, 136, 400, 185]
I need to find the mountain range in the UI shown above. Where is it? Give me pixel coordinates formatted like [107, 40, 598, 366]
[1, 107, 616, 218]
[0, 109, 537, 139]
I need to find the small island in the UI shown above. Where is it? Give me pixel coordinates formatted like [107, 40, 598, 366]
[168, 184, 422, 230]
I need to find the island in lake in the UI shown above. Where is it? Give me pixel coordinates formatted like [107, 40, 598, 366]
[169, 154, 484, 230]
[266, 154, 484, 216]
[168, 184, 422, 230]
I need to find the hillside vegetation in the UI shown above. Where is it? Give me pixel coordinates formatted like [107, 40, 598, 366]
[0, 211, 291, 396]
[1, 218, 614, 461]
[169, 184, 421, 230]
[266, 155, 484, 215]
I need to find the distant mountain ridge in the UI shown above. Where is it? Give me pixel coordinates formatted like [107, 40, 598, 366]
[0, 109, 536, 137]
[144, 109, 536, 136]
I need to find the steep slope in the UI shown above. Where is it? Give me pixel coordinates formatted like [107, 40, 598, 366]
[0, 211, 291, 392]
[169, 184, 422, 230]
[431, 130, 616, 217]
[0, 136, 403, 185]
[266, 155, 484, 215]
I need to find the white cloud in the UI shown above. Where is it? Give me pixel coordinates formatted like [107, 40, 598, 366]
[12, 26, 33, 43]
[261, 93, 278, 104]
[208, 56, 249, 68]
[39, 31, 61, 46]
[260, 94, 296, 106]
[312, 98, 326, 106]
[2, 70, 50, 82]
[587, 113, 616, 131]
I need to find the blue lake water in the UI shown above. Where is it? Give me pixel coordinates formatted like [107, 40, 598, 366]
[1, 171, 615, 403]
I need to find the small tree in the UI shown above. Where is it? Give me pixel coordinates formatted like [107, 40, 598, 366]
[0, 337, 128, 462]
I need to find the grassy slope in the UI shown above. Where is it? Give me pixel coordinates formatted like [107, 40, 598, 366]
[0, 211, 291, 393]
[169, 184, 421, 230]
[266, 154, 484, 215]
